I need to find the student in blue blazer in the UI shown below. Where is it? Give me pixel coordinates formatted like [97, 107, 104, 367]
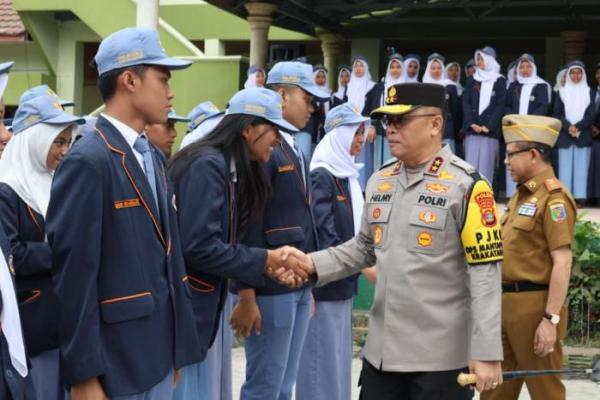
[170, 88, 305, 400]
[463, 46, 507, 184]
[230, 61, 330, 400]
[504, 53, 551, 197]
[296, 103, 374, 400]
[45, 28, 204, 400]
[0, 220, 34, 400]
[553, 60, 595, 205]
[0, 93, 84, 400]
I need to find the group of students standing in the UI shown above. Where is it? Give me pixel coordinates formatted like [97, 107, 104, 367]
[0, 27, 376, 400]
[285, 47, 600, 206]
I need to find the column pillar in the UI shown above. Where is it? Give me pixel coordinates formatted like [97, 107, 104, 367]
[204, 38, 225, 56]
[245, 2, 277, 67]
[136, 0, 159, 30]
[560, 30, 587, 63]
[317, 30, 345, 90]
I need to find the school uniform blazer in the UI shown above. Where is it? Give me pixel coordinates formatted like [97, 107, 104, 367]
[462, 76, 507, 140]
[444, 84, 460, 140]
[173, 147, 267, 359]
[553, 89, 595, 148]
[307, 98, 331, 144]
[234, 139, 319, 296]
[46, 116, 202, 397]
[0, 222, 33, 400]
[310, 168, 358, 301]
[505, 82, 549, 116]
[0, 185, 58, 357]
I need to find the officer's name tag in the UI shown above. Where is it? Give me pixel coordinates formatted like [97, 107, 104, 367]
[518, 202, 537, 217]
[114, 198, 141, 209]
[369, 193, 393, 203]
[278, 164, 295, 173]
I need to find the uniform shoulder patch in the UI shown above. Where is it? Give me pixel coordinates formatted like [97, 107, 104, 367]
[460, 179, 503, 265]
[549, 202, 567, 223]
[544, 178, 562, 193]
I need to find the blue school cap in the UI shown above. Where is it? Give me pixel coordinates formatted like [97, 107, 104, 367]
[95, 27, 191, 75]
[0, 61, 13, 75]
[226, 87, 298, 132]
[187, 101, 224, 131]
[167, 109, 190, 123]
[19, 85, 75, 107]
[324, 102, 370, 133]
[11, 93, 85, 135]
[266, 61, 330, 99]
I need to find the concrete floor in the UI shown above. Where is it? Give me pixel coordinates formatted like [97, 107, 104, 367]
[230, 348, 599, 399]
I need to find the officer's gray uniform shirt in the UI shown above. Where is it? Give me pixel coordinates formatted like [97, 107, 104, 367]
[311, 145, 503, 372]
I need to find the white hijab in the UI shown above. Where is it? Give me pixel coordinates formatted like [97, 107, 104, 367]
[554, 69, 566, 92]
[347, 59, 375, 113]
[445, 62, 463, 95]
[0, 247, 27, 378]
[507, 65, 517, 89]
[0, 122, 70, 217]
[401, 57, 420, 83]
[383, 59, 404, 103]
[179, 114, 224, 150]
[244, 68, 265, 89]
[516, 58, 551, 114]
[310, 122, 365, 235]
[473, 50, 502, 115]
[559, 65, 590, 125]
[334, 67, 350, 101]
[313, 68, 332, 95]
[422, 58, 452, 87]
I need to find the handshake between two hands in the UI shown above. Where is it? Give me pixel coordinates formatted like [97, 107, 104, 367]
[265, 246, 315, 288]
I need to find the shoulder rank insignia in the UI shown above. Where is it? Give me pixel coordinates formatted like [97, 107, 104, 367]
[549, 202, 566, 223]
[544, 178, 562, 193]
[428, 157, 444, 174]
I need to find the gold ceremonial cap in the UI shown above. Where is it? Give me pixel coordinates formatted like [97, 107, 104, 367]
[502, 114, 561, 147]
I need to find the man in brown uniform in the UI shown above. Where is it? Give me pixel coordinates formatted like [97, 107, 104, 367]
[482, 114, 576, 400]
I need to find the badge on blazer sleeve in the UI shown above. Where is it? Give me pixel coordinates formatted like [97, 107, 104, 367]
[461, 180, 503, 265]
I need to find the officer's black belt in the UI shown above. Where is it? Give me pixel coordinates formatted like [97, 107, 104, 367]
[502, 282, 549, 293]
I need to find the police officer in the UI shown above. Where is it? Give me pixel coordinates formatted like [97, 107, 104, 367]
[482, 114, 576, 400]
[290, 83, 504, 399]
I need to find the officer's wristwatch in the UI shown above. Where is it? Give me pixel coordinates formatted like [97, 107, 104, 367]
[544, 312, 560, 325]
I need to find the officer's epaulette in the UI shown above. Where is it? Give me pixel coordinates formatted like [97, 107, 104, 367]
[544, 178, 562, 193]
[379, 157, 399, 171]
[449, 156, 476, 176]
[378, 158, 401, 177]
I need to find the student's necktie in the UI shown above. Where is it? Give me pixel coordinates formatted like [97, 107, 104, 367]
[133, 135, 159, 210]
[292, 136, 307, 188]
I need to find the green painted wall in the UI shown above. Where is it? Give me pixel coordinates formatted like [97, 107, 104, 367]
[159, 3, 315, 41]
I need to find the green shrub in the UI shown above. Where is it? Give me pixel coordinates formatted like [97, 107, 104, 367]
[567, 215, 600, 345]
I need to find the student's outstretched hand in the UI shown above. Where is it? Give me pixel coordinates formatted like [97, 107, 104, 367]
[265, 246, 315, 287]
